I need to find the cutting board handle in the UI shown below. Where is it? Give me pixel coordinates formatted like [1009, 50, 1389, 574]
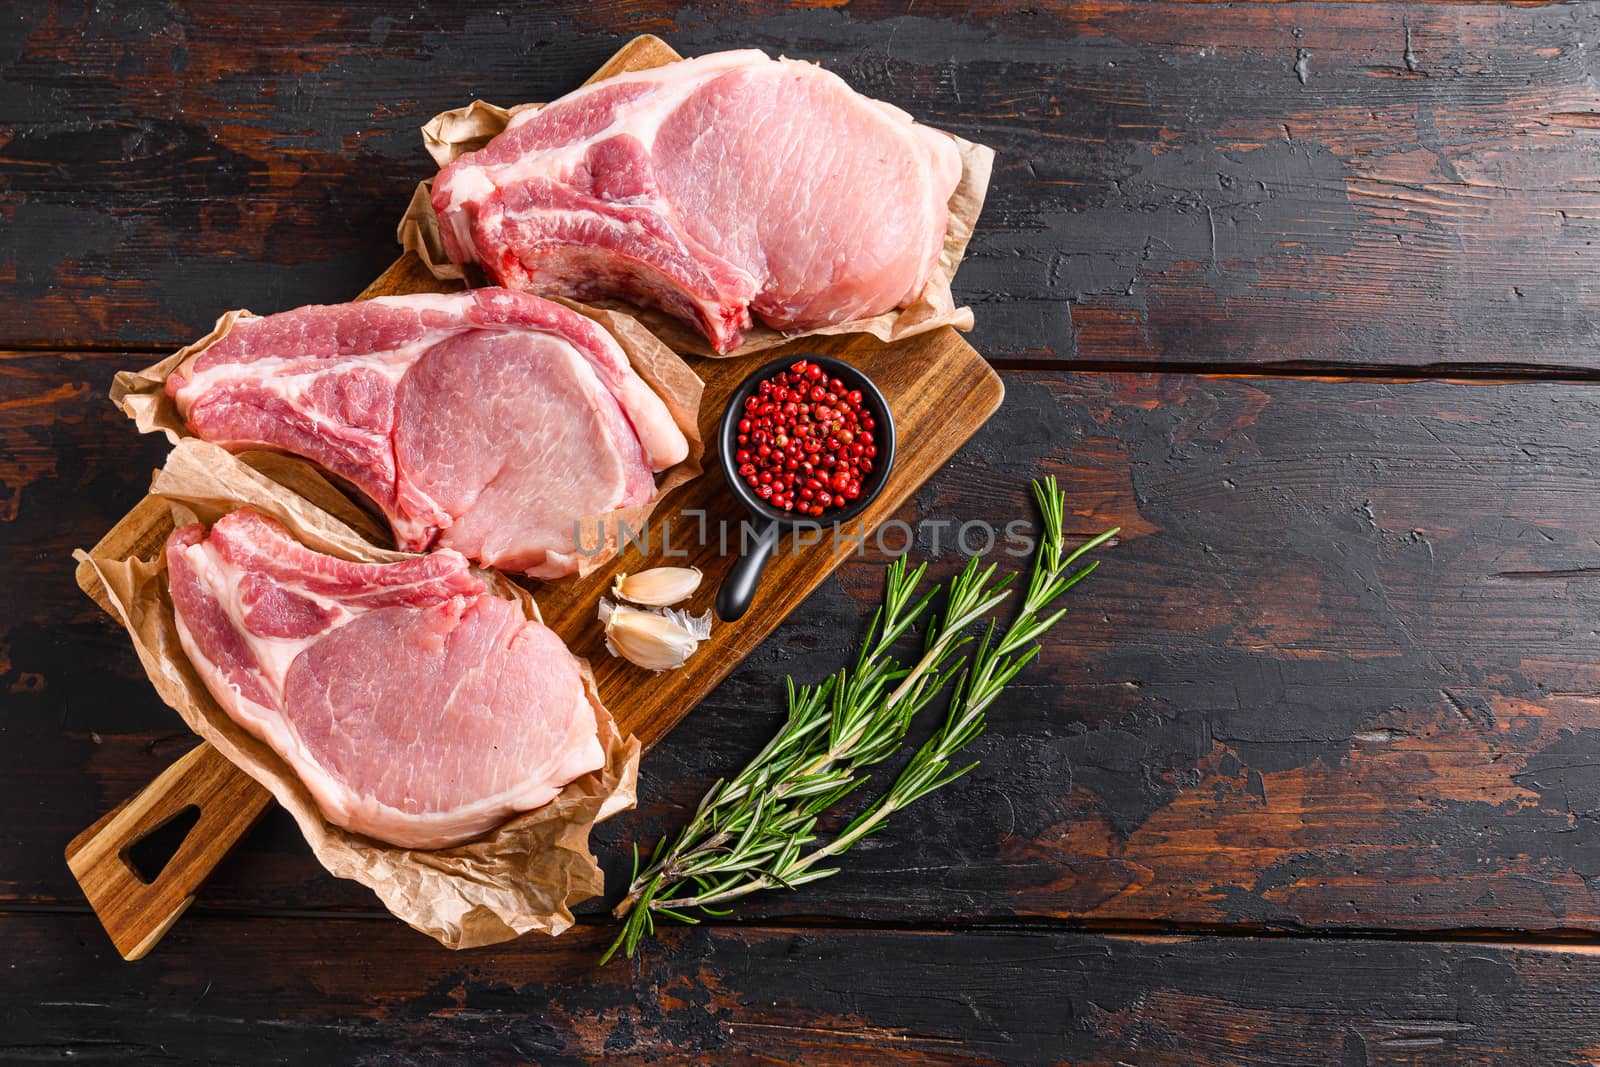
[65, 742, 271, 960]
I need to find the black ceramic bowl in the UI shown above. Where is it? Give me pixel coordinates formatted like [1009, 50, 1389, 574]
[714, 354, 897, 622]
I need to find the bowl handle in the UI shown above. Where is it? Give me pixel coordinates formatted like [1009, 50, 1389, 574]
[715, 521, 782, 622]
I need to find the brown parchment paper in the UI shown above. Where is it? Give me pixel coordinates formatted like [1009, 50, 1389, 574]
[72, 439, 641, 949]
[109, 297, 705, 575]
[397, 81, 996, 358]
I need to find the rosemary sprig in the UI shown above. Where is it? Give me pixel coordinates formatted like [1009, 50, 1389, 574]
[601, 477, 1116, 964]
[607, 555, 1007, 921]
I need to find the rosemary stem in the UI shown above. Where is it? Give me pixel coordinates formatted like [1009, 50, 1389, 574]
[878, 602, 989, 712]
[802, 618, 972, 771]
[668, 800, 899, 912]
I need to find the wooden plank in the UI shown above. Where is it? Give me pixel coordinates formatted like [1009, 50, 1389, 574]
[9, 915, 1600, 1064]
[9, 3, 1600, 369]
[19, 366, 1600, 937]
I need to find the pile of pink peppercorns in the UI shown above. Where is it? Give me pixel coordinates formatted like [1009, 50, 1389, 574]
[734, 359, 879, 516]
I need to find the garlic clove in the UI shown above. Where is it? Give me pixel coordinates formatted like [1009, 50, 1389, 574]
[599, 598, 713, 672]
[612, 566, 703, 607]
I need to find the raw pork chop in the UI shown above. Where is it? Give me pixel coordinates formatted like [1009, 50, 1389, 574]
[166, 289, 688, 578]
[432, 50, 963, 352]
[167, 509, 605, 849]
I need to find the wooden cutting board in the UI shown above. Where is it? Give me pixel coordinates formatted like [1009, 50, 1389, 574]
[66, 34, 1004, 960]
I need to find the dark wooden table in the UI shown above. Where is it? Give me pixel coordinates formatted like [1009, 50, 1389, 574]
[10, 2, 1600, 1062]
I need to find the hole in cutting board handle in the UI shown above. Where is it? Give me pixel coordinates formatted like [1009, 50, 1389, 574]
[122, 804, 201, 884]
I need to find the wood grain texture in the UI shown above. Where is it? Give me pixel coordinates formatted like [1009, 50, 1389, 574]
[10, 915, 1600, 1065]
[9, 2, 1600, 369]
[16, 368, 1600, 941]
[10, 2, 1600, 1060]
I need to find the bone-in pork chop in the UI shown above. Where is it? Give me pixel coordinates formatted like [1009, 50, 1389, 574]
[166, 289, 688, 578]
[431, 50, 963, 352]
[166, 509, 605, 849]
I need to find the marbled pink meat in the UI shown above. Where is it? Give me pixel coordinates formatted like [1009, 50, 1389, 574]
[166, 288, 687, 578]
[432, 50, 962, 352]
[166, 509, 604, 849]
